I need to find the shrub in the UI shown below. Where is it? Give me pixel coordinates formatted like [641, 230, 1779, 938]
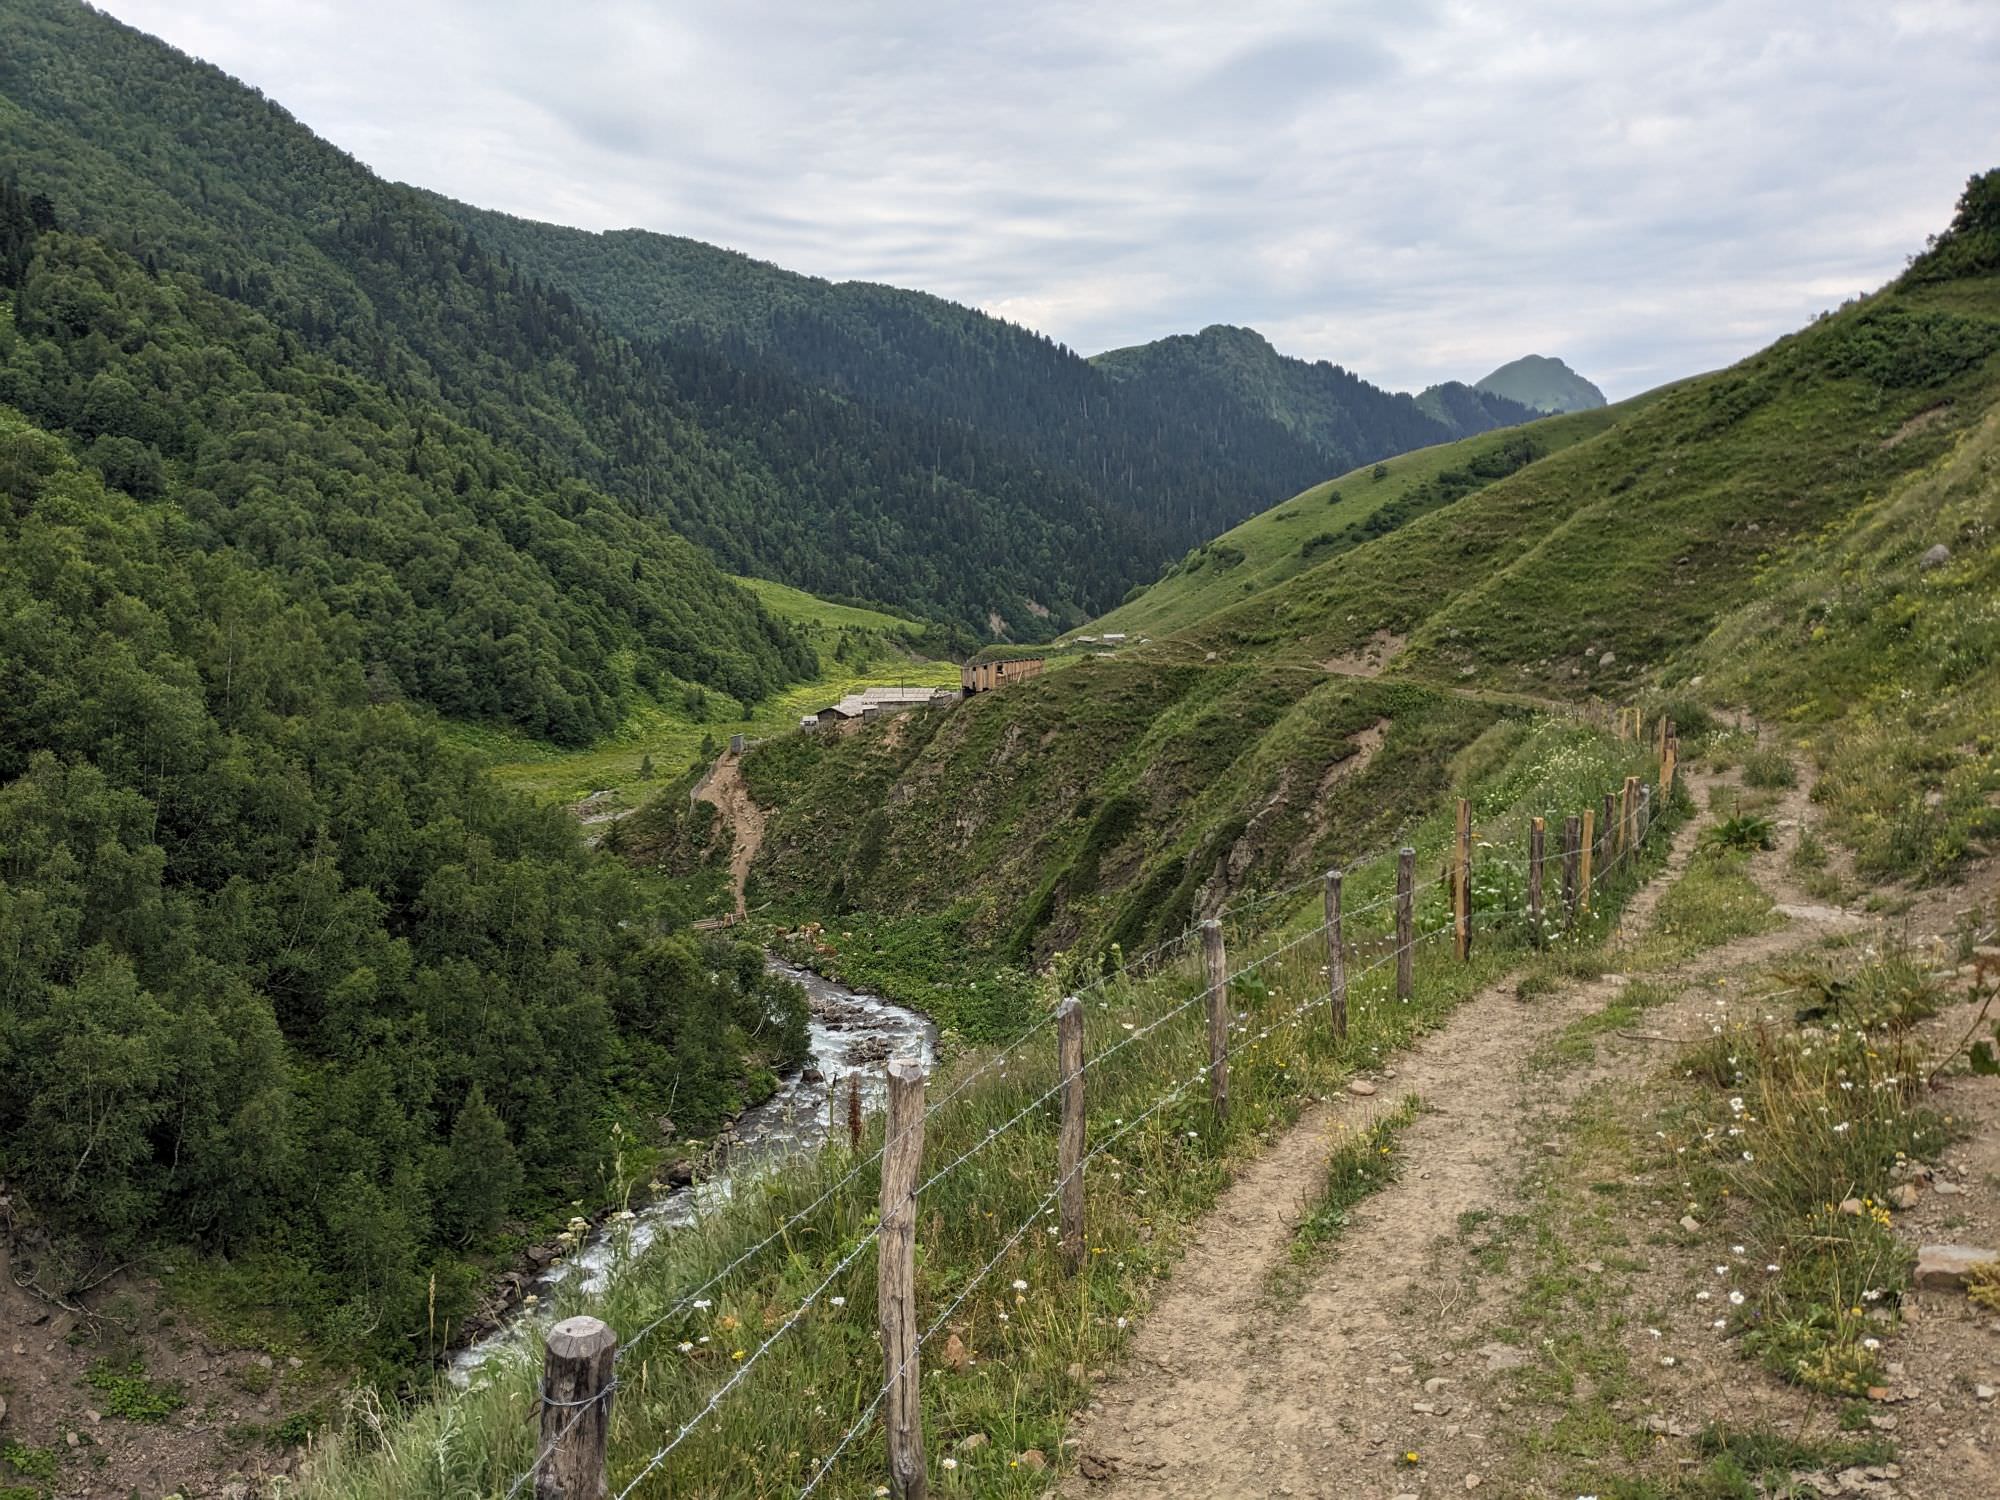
[1741, 747, 1797, 789]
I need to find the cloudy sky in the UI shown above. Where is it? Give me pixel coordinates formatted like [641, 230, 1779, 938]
[98, 0, 2000, 399]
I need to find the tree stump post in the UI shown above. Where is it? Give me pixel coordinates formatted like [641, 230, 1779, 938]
[1453, 798, 1473, 961]
[1201, 918, 1229, 1124]
[1056, 997, 1086, 1274]
[1528, 816, 1546, 947]
[1561, 814, 1582, 928]
[1323, 869, 1347, 1041]
[538, 1316, 617, 1500]
[879, 1058, 927, 1500]
[1578, 809, 1595, 914]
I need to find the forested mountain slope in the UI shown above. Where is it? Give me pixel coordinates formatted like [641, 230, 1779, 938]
[1090, 321, 1533, 453]
[0, 0, 1146, 635]
[740, 171, 2000, 971]
[0, 373, 810, 1370]
[434, 199, 1537, 565]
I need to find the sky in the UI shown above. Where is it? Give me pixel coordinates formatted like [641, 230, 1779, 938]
[96, 0, 2000, 400]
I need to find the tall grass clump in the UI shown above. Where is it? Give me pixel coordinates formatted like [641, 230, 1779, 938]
[1673, 951, 1953, 1397]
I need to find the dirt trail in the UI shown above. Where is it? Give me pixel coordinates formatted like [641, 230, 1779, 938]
[1063, 758, 2000, 1499]
[1063, 794, 1716, 1499]
[697, 752, 766, 921]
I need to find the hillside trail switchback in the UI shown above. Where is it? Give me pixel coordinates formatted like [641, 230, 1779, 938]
[1058, 759, 1997, 1499]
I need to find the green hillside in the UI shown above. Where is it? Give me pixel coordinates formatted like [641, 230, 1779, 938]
[1085, 401, 1636, 641]
[1475, 352, 1608, 412]
[1089, 321, 1534, 455]
[427, 200, 1537, 570]
[737, 170, 2000, 974]
[0, 0, 1157, 637]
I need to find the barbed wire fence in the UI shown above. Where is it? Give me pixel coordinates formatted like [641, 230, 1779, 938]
[498, 720, 1687, 1498]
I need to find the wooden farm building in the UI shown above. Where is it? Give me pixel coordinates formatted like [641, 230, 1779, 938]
[961, 657, 1045, 696]
[816, 684, 957, 726]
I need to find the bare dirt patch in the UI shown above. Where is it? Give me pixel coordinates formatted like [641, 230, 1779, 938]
[1321, 630, 1407, 679]
[0, 1240, 318, 1498]
[1882, 403, 1952, 449]
[696, 751, 767, 921]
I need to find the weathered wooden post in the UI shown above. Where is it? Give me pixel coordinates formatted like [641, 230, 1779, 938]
[1639, 783, 1652, 846]
[1453, 799, 1473, 961]
[1323, 869, 1347, 1041]
[1599, 792, 1617, 883]
[1621, 776, 1640, 860]
[848, 1073, 864, 1152]
[879, 1057, 927, 1500]
[1056, 997, 1085, 1275]
[1528, 816, 1546, 947]
[1201, 919, 1229, 1123]
[1395, 847, 1415, 1000]
[538, 1316, 617, 1500]
[1578, 809, 1595, 914]
[1561, 814, 1582, 927]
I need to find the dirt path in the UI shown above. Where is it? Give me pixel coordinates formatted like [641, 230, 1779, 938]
[1063, 791, 1717, 1498]
[1063, 756, 2000, 1499]
[697, 752, 766, 921]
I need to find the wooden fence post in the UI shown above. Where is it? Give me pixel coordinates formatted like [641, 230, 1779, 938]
[1395, 847, 1415, 1000]
[848, 1073, 864, 1152]
[1639, 783, 1652, 845]
[1453, 799, 1472, 961]
[1201, 919, 1229, 1124]
[1561, 814, 1581, 927]
[1578, 808, 1595, 914]
[1056, 997, 1085, 1275]
[538, 1316, 616, 1500]
[879, 1057, 927, 1500]
[1323, 869, 1347, 1041]
[1621, 776, 1639, 860]
[1599, 791, 1617, 882]
[1528, 817, 1545, 946]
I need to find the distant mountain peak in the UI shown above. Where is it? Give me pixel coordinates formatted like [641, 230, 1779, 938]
[1474, 354, 1606, 414]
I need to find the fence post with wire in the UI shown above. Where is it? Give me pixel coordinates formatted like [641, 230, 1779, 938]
[492, 723, 1688, 1500]
[879, 1057, 928, 1499]
[537, 1316, 617, 1500]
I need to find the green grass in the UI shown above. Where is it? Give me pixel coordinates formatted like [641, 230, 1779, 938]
[1085, 405, 1633, 642]
[448, 657, 961, 805]
[1619, 847, 1782, 971]
[0, 1440, 58, 1486]
[1288, 1094, 1420, 1263]
[1670, 948, 1956, 1399]
[84, 1357, 187, 1423]
[728, 576, 924, 635]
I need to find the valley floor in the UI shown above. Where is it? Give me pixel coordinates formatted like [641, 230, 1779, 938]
[1056, 763, 2000, 1499]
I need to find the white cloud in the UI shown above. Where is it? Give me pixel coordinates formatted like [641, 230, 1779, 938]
[95, 0, 2000, 398]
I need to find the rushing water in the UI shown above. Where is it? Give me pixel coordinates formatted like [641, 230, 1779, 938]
[449, 957, 935, 1382]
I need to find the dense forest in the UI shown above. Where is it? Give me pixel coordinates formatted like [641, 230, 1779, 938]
[438, 202, 1536, 581]
[0, 160, 827, 1368]
[0, 0, 1136, 634]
